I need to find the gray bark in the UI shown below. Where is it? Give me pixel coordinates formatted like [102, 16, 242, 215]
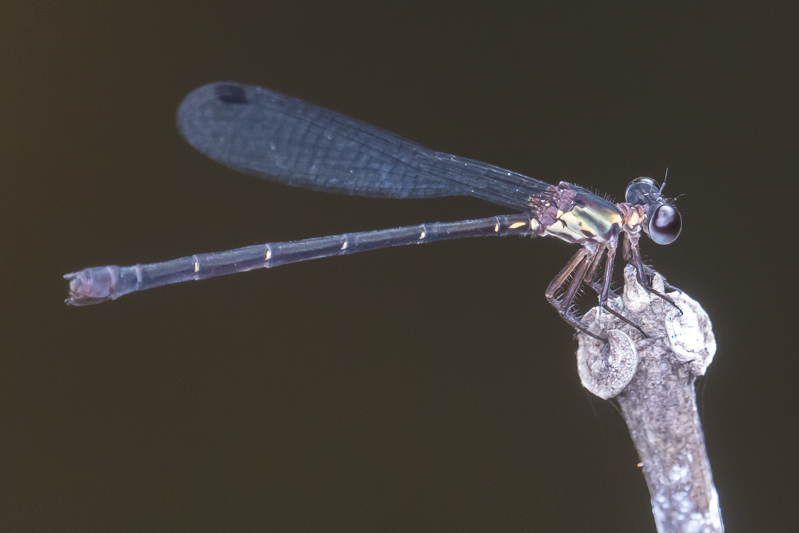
[577, 265, 722, 533]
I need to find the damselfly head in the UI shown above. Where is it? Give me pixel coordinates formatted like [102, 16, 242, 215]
[625, 177, 682, 245]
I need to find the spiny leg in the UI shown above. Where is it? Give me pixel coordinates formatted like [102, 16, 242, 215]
[620, 236, 679, 293]
[596, 242, 648, 337]
[547, 247, 589, 296]
[545, 247, 606, 341]
[582, 244, 606, 285]
[583, 244, 648, 337]
[623, 233, 681, 314]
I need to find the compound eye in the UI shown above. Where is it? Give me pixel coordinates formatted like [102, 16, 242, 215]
[626, 177, 660, 205]
[648, 205, 682, 245]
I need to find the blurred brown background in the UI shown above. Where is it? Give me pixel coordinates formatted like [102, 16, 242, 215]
[2, 1, 796, 531]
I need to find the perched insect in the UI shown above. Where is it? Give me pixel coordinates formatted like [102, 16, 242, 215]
[66, 81, 682, 340]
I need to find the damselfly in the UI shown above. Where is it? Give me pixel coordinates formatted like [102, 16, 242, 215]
[65, 81, 682, 340]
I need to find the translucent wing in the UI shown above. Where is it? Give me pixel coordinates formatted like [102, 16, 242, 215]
[177, 81, 550, 211]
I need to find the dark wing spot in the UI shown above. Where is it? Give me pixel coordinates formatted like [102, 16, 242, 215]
[215, 82, 248, 104]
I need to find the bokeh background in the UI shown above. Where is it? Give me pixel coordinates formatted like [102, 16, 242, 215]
[2, 1, 797, 531]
